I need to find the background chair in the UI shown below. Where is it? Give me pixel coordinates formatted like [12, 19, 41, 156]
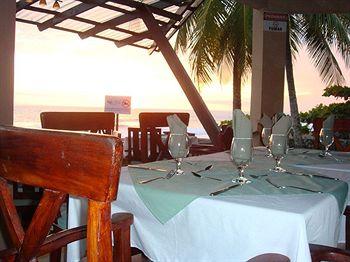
[40, 111, 117, 134]
[0, 126, 132, 261]
[128, 112, 190, 163]
[310, 244, 350, 261]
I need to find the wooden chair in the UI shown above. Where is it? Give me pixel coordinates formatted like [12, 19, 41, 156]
[137, 112, 190, 162]
[40, 111, 117, 134]
[248, 253, 290, 262]
[310, 244, 350, 261]
[0, 126, 133, 261]
[312, 118, 350, 152]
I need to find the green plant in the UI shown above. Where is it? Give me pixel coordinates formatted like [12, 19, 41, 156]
[323, 85, 350, 100]
[300, 101, 350, 123]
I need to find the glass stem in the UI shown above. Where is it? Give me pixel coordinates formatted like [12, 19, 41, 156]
[275, 157, 281, 169]
[176, 158, 182, 171]
[238, 166, 244, 178]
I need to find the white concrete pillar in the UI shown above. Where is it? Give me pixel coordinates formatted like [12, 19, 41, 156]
[250, 10, 287, 133]
[0, 0, 16, 125]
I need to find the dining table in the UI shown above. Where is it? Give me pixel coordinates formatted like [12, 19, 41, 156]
[66, 147, 350, 262]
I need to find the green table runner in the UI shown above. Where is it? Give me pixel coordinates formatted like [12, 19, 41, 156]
[129, 159, 348, 224]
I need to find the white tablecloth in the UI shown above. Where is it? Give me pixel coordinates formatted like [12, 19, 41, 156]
[67, 151, 350, 262]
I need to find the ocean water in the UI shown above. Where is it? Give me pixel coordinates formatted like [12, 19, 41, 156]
[14, 105, 232, 138]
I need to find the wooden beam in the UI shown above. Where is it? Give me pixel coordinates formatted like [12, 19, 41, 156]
[79, 11, 140, 39]
[111, 0, 183, 20]
[37, 0, 109, 31]
[139, 6, 221, 145]
[79, 0, 181, 40]
[16, 0, 39, 12]
[115, 31, 153, 47]
[0, 0, 16, 125]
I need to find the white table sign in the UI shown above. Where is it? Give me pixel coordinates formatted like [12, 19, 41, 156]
[263, 12, 288, 32]
[104, 95, 131, 114]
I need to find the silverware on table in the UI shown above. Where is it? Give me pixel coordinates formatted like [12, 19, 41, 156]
[318, 153, 343, 162]
[285, 171, 339, 181]
[250, 174, 268, 179]
[209, 184, 240, 196]
[191, 171, 222, 181]
[194, 165, 213, 173]
[138, 170, 176, 184]
[266, 178, 323, 193]
[128, 165, 167, 172]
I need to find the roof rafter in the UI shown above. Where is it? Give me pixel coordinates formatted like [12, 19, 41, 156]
[37, 0, 109, 31]
[78, 0, 182, 40]
[16, 0, 39, 12]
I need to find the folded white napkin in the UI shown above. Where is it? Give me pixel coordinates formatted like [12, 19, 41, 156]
[272, 115, 292, 135]
[233, 109, 252, 138]
[272, 112, 286, 126]
[167, 114, 187, 135]
[259, 113, 272, 128]
[323, 114, 335, 129]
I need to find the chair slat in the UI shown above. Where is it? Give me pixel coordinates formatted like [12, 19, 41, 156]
[18, 190, 66, 260]
[0, 177, 24, 250]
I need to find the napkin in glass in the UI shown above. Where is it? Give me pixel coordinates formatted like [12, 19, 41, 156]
[233, 109, 252, 138]
[323, 114, 335, 130]
[272, 115, 292, 135]
[272, 112, 286, 126]
[259, 113, 273, 128]
[167, 114, 187, 135]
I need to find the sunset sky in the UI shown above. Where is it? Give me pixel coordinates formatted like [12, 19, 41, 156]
[15, 22, 350, 114]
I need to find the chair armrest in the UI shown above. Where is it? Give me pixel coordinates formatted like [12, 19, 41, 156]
[344, 205, 350, 250]
[112, 212, 134, 262]
[38, 226, 87, 256]
[310, 244, 350, 261]
[0, 247, 17, 260]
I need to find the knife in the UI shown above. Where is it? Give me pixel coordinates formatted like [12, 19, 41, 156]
[128, 165, 167, 172]
[286, 171, 339, 180]
[209, 184, 240, 196]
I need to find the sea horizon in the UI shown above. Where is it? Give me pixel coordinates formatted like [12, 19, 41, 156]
[14, 104, 233, 138]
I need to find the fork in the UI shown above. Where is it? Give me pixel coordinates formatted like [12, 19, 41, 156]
[138, 170, 175, 184]
[266, 178, 323, 193]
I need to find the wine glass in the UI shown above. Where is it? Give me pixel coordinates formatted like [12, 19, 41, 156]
[168, 133, 190, 175]
[261, 127, 272, 157]
[319, 128, 334, 157]
[231, 138, 253, 184]
[269, 134, 287, 172]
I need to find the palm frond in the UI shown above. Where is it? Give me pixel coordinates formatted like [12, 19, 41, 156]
[301, 14, 346, 85]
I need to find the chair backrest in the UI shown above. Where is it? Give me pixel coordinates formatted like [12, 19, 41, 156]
[40, 111, 117, 134]
[310, 244, 350, 262]
[248, 253, 290, 262]
[139, 112, 190, 129]
[138, 112, 190, 162]
[0, 126, 123, 260]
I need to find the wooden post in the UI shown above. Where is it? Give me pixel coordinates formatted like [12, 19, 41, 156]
[139, 6, 221, 146]
[250, 10, 287, 135]
[0, 0, 16, 125]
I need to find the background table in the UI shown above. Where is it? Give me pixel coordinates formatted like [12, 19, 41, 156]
[67, 149, 349, 262]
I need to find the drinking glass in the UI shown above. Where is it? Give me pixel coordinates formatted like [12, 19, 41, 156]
[261, 127, 272, 157]
[319, 128, 334, 157]
[269, 134, 288, 172]
[168, 133, 190, 175]
[231, 138, 253, 184]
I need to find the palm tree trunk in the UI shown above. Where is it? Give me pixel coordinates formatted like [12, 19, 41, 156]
[233, 61, 242, 110]
[286, 26, 303, 148]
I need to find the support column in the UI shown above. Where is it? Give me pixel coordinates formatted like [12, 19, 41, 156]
[250, 10, 287, 133]
[140, 6, 221, 146]
[0, 0, 16, 125]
